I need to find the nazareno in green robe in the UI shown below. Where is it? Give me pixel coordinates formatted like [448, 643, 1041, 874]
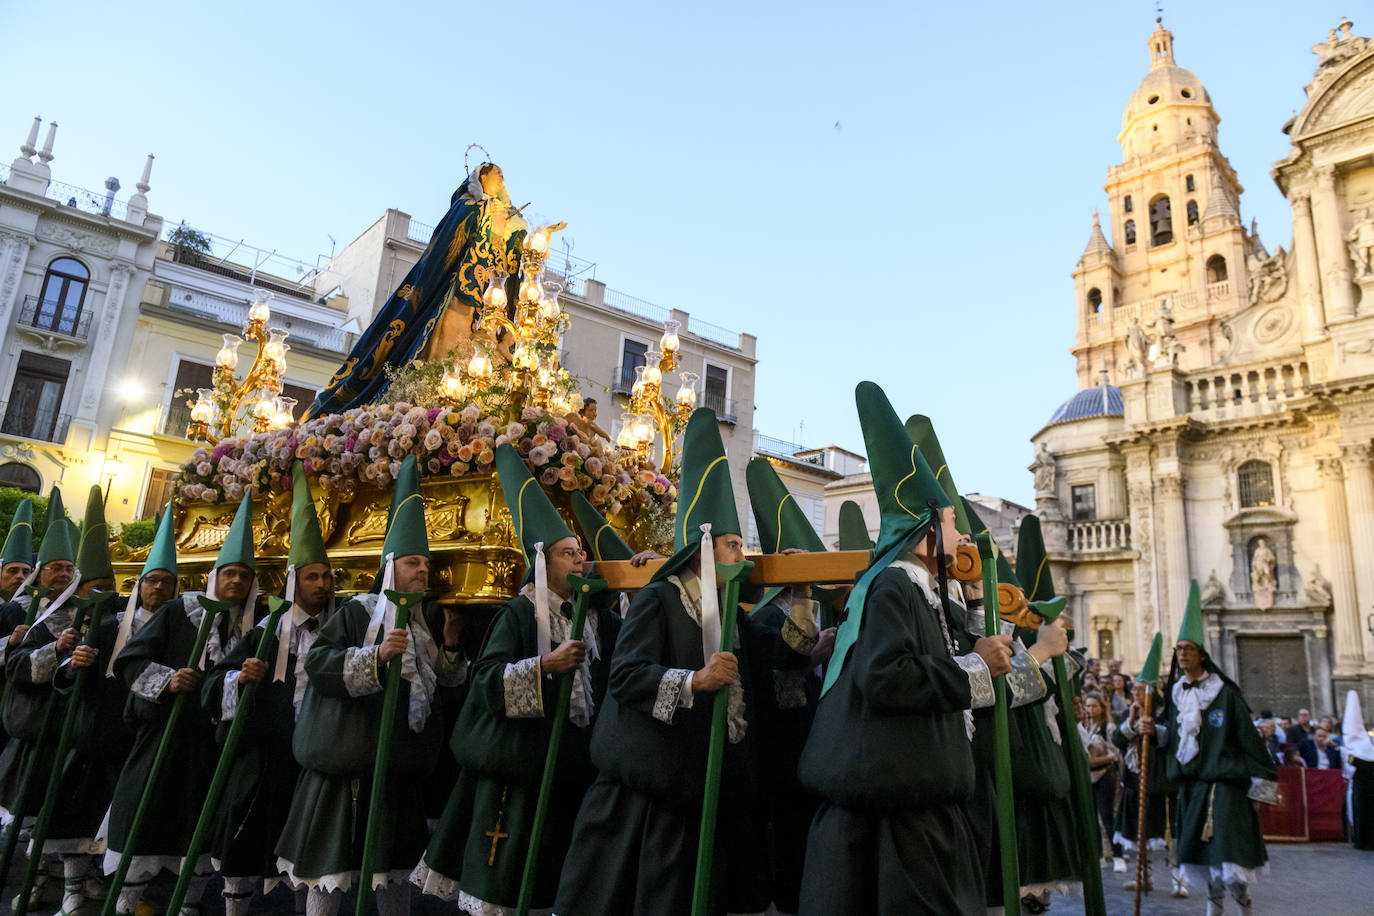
[554, 573, 816, 916]
[274, 595, 465, 893]
[796, 562, 994, 916]
[1164, 671, 1277, 888]
[106, 593, 255, 882]
[411, 590, 620, 913]
[43, 607, 142, 854]
[0, 601, 76, 827]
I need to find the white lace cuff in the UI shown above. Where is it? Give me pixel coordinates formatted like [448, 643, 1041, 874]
[1005, 652, 1047, 708]
[1248, 777, 1280, 805]
[131, 662, 176, 701]
[343, 646, 382, 697]
[955, 653, 995, 709]
[28, 642, 58, 684]
[782, 612, 819, 656]
[653, 668, 694, 723]
[220, 671, 241, 722]
[503, 656, 544, 719]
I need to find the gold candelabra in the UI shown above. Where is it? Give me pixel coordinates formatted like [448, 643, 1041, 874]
[187, 289, 296, 443]
[616, 318, 697, 471]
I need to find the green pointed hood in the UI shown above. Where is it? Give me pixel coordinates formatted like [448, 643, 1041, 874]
[571, 491, 632, 563]
[857, 382, 948, 562]
[837, 500, 873, 552]
[382, 455, 428, 560]
[43, 485, 66, 540]
[1, 500, 34, 567]
[905, 415, 973, 535]
[36, 506, 75, 566]
[1178, 579, 1205, 649]
[1138, 632, 1164, 685]
[746, 457, 824, 554]
[214, 494, 256, 571]
[1014, 514, 1066, 622]
[495, 443, 575, 568]
[287, 462, 329, 570]
[75, 485, 113, 581]
[140, 499, 178, 578]
[653, 408, 740, 583]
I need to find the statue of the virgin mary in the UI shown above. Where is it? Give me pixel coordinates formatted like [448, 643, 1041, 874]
[306, 161, 528, 418]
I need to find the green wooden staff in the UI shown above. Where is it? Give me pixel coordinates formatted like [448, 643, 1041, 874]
[165, 595, 291, 915]
[975, 533, 1021, 914]
[514, 573, 608, 916]
[15, 591, 111, 916]
[101, 596, 223, 916]
[0, 589, 76, 892]
[690, 560, 753, 916]
[1053, 639, 1107, 915]
[355, 589, 418, 916]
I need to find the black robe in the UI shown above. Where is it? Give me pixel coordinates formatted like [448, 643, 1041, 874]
[554, 575, 814, 916]
[796, 565, 986, 916]
[107, 593, 254, 875]
[1112, 714, 1171, 851]
[0, 603, 76, 822]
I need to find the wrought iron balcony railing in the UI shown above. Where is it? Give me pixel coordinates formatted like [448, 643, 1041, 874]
[17, 295, 92, 340]
[0, 400, 71, 444]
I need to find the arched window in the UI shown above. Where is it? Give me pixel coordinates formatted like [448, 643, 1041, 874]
[1207, 255, 1228, 283]
[1186, 174, 1196, 192]
[1186, 200, 1199, 225]
[1087, 288, 1103, 313]
[1124, 220, 1137, 246]
[0, 463, 41, 493]
[35, 258, 89, 336]
[1238, 460, 1274, 508]
[1149, 195, 1173, 246]
[1123, 195, 1133, 214]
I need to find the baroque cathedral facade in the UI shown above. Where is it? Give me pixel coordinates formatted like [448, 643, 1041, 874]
[1032, 18, 1374, 717]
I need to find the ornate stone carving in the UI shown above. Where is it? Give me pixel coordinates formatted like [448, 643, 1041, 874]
[1346, 209, 1374, 279]
[1311, 18, 1368, 73]
[1247, 248, 1290, 304]
[1148, 303, 1183, 368]
[1304, 565, 1333, 606]
[1124, 316, 1151, 377]
[1201, 569, 1227, 608]
[34, 220, 117, 256]
[1249, 537, 1278, 610]
[1030, 442, 1056, 494]
[1156, 475, 1183, 499]
[1316, 454, 1345, 481]
[1127, 479, 1156, 648]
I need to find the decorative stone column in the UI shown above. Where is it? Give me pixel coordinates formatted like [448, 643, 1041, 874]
[1312, 167, 1357, 321]
[1341, 442, 1374, 665]
[75, 262, 135, 426]
[0, 230, 34, 330]
[1157, 475, 1190, 641]
[1291, 195, 1326, 336]
[1317, 454, 1365, 674]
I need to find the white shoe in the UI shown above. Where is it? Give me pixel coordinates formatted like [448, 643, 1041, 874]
[1113, 857, 1127, 872]
[1173, 877, 1190, 898]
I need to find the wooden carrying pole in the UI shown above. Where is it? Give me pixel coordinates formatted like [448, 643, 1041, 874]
[514, 573, 607, 916]
[690, 560, 753, 916]
[165, 597, 290, 915]
[1133, 691, 1155, 916]
[975, 533, 1021, 914]
[354, 592, 414, 916]
[15, 595, 109, 916]
[101, 599, 221, 916]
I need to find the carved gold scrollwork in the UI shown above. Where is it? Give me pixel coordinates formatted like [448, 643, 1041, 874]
[176, 511, 237, 553]
[345, 504, 391, 545]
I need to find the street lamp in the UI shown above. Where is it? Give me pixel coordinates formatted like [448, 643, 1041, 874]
[101, 455, 123, 507]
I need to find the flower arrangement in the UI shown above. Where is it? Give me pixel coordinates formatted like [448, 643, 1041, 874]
[174, 402, 676, 520]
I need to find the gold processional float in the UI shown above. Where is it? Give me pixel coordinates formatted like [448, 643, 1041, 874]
[107, 161, 975, 599]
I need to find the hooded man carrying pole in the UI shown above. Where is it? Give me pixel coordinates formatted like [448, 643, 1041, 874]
[0, 499, 36, 604]
[554, 408, 818, 916]
[104, 493, 261, 915]
[412, 443, 621, 913]
[201, 462, 336, 914]
[275, 455, 466, 916]
[794, 383, 1017, 915]
[1150, 581, 1277, 915]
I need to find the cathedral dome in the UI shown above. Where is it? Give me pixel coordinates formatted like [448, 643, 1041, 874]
[1046, 383, 1123, 426]
[1123, 62, 1210, 124]
[1119, 21, 1219, 157]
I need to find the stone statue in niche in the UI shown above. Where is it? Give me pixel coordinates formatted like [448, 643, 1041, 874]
[1201, 569, 1227, 608]
[1124, 317, 1151, 376]
[1250, 536, 1278, 609]
[1303, 565, 1333, 606]
[1031, 442, 1056, 494]
[1346, 209, 1374, 279]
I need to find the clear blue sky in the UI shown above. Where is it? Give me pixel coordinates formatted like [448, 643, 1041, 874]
[0, 1, 1345, 505]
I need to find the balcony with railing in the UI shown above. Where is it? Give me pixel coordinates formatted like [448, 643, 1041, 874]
[1184, 361, 1310, 423]
[702, 389, 738, 424]
[17, 295, 92, 341]
[0, 400, 71, 445]
[1083, 281, 1235, 346]
[159, 283, 350, 353]
[1068, 519, 1132, 553]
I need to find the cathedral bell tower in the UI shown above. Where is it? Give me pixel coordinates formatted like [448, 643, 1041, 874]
[1071, 19, 1256, 389]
